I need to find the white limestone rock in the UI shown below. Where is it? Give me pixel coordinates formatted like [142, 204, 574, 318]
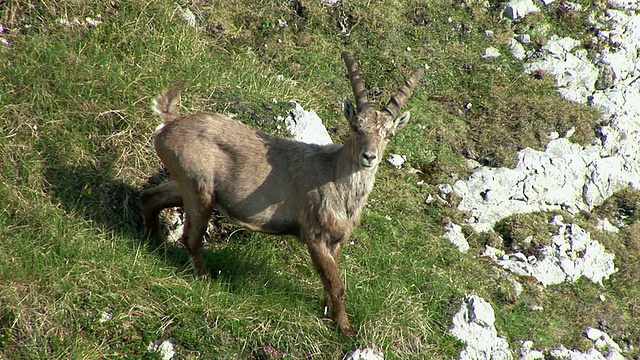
[148, 340, 176, 360]
[503, 0, 539, 20]
[595, 218, 619, 233]
[483, 47, 502, 59]
[387, 154, 406, 169]
[453, 138, 601, 232]
[519, 341, 544, 360]
[510, 39, 527, 61]
[515, 34, 532, 45]
[165, 209, 185, 244]
[449, 8, 640, 360]
[443, 222, 469, 253]
[519, 329, 625, 359]
[607, 0, 640, 11]
[585, 327, 625, 359]
[451, 297, 626, 360]
[450, 294, 513, 360]
[524, 37, 598, 104]
[345, 348, 384, 360]
[483, 217, 617, 287]
[454, 10, 640, 233]
[284, 102, 333, 145]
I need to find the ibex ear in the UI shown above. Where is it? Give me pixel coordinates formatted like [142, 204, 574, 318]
[343, 98, 356, 124]
[394, 111, 410, 132]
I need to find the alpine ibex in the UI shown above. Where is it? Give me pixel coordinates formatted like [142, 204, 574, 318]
[140, 52, 423, 335]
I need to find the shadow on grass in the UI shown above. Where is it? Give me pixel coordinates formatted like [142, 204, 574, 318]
[43, 162, 146, 236]
[42, 162, 316, 302]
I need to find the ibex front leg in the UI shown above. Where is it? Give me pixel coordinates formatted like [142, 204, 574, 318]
[306, 240, 354, 336]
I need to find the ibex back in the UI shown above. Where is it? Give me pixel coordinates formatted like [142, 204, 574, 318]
[140, 52, 423, 335]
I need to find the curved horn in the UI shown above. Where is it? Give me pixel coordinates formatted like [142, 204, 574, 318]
[342, 51, 371, 112]
[384, 66, 424, 118]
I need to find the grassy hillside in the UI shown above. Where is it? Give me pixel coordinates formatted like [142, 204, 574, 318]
[1, 0, 637, 358]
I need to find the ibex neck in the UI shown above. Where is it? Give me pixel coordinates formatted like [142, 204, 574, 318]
[334, 141, 377, 220]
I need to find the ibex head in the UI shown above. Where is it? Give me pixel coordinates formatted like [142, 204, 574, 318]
[341, 52, 424, 170]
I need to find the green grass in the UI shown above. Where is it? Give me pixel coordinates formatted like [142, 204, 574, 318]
[1, 0, 638, 358]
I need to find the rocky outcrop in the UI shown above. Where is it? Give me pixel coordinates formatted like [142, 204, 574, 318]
[483, 216, 617, 287]
[450, 5, 640, 235]
[450, 294, 513, 360]
[451, 294, 625, 360]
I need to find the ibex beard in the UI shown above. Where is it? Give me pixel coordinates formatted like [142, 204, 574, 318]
[140, 52, 423, 336]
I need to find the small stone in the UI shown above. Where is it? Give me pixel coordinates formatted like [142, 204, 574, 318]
[148, 340, 176, 360]
[483, 47, 501, 58]
[345, 348, 384, 360]
[520, 340, 544, 359]
[99, 311, 112, 323]
[443, 223, 469, 253]
[515, 34, 532, 45]
[387, 154, 406, 169]
[512, 253, 528, 262]
[596, 218, 619, 233]
[424, 193, 434, 204]
[585, 327, 604, 341]
[467, 159, 482, 169]
[564, 127, 575, 139]
[510, 39, 526, 60]
[483, 245, 505, 260]
[513, 280, 523, 297]
[503, 0, 540, 20]
[85, 17, 102, 27]
[438, 183, 453, 195]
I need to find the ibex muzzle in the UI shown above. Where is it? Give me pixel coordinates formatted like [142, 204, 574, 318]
[140, 52, 423, 335]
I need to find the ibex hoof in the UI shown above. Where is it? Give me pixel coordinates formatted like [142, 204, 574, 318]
[333, 315, 355, 336]
[339, 324, 356, 336]
[195, 265, 210, 278]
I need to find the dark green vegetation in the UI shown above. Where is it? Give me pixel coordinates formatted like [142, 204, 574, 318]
[1, 0, 637, 358]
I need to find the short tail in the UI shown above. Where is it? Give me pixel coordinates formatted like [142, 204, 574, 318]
[153, 85, 181, 127]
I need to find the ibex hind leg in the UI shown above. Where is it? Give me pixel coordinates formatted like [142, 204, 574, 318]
[140, 180, 183, 244]
[181, 185, 214, 277]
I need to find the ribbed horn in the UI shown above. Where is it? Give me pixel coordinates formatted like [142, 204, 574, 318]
[384, 66, 424, 118]
[342, 51, 371, 112]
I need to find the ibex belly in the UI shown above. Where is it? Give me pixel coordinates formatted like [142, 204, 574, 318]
[213, 199, 300, 237]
